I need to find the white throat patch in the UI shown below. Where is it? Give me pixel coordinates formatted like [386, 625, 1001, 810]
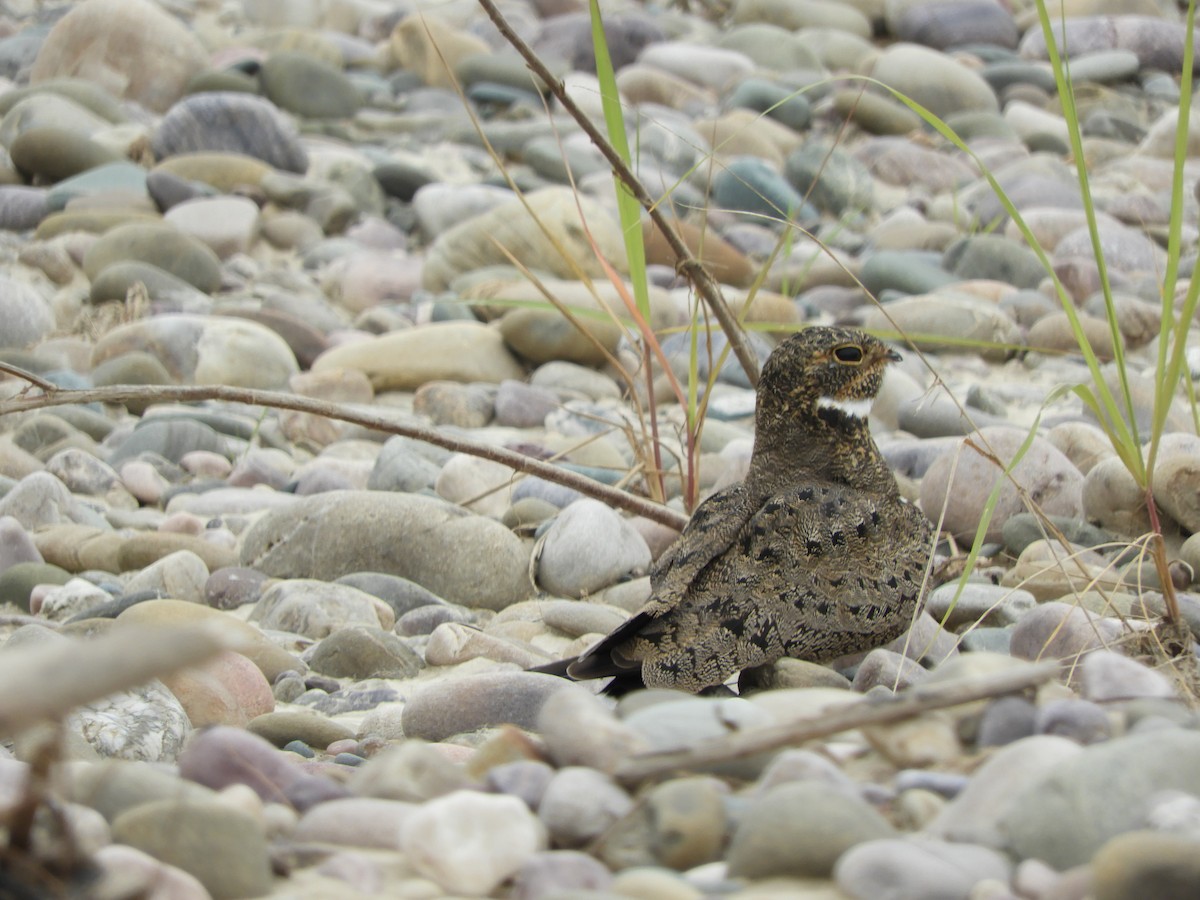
[817, 396, 873, 420]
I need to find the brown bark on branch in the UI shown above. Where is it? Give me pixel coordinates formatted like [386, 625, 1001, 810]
[616, 660, 1061, 783]
[472, 0, 761, 387]
[0, 380, 690, 531]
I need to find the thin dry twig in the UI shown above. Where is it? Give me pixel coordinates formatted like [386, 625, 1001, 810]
[615, 660, 1061, 783]
[1144, 491, 1183, 626]
[0, 360, 57, 392]
[0, 614, 60, 629]
[0, 380, 690, 532]
[472, 0, 761, 387]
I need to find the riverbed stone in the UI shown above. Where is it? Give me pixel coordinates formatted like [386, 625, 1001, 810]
[312, 321, 525, 391]
[240, 491, 533, 609]
[82, 222, 221, 293]
[920, 427, 1085, 543]
[422, 187, 627, 291]
[402, 672, 584, 741]
[111, 798, 272, 899]
[399, 791, 547, 895]
[30, 0, 208, 113]
[727, 781, 896, 878]
[870, 43, 1000, 118]
[307, 626, 424, 680]
[998, 730, 1200, 868]
[259, 51, 362, 119]
[152, 92, 308, 173]
[0, 278, 55, 348]
[536, 499, 652, 598]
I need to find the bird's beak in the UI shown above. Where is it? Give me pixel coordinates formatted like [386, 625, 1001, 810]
[886, 349, 902, 363]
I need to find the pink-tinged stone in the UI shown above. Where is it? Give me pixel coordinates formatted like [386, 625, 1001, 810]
[119, 461, 170, 505]
[159, 512, 206, 536]
[180, 726, 350, 812]
[327, 252, 423, 313]
[162, 650, 274, 729]
[93, 844, 211, 900]
[0, 515, 42, 571]
[180, 450, 233, 479]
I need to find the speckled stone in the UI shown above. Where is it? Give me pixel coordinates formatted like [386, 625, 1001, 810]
[152, 92, 309, 173]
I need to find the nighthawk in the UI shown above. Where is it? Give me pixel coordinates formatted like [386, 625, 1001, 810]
[534, 326, 933, 694]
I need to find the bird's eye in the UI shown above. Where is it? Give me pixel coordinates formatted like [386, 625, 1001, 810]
[833, 344, 864, 365]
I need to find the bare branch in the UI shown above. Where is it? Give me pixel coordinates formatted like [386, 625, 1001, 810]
[615, 660, 1061, 783]
[473, 0, 761, 387]
[0, 361, 57, 392]
[0, 382, 690, 532]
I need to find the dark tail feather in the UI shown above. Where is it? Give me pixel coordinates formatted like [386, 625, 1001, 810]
[527, 656, 647, 696]
[527, 657, 577, 678]
[598, 670, 648, 696]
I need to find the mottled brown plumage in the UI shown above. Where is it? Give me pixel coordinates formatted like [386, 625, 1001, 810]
[542, 326, 933, 693]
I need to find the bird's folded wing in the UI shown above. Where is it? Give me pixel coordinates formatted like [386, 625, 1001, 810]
[564, 484, 757, 681]
[722, 486, 933, 628]
[643, 483, 757, 614]
[641, 484, 931, 641]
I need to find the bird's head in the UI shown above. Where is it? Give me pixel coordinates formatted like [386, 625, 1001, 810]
[759, 326, 901, 427]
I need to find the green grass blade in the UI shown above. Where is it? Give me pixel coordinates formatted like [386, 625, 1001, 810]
[939, 406, 1047, 629]
[589, 0, 649, 323]
[1148, 0, 1198, 474]
[1033, 0, 1141, 464]
[1155, 0, 1195, 309]
[858, 74, 1143, 482]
